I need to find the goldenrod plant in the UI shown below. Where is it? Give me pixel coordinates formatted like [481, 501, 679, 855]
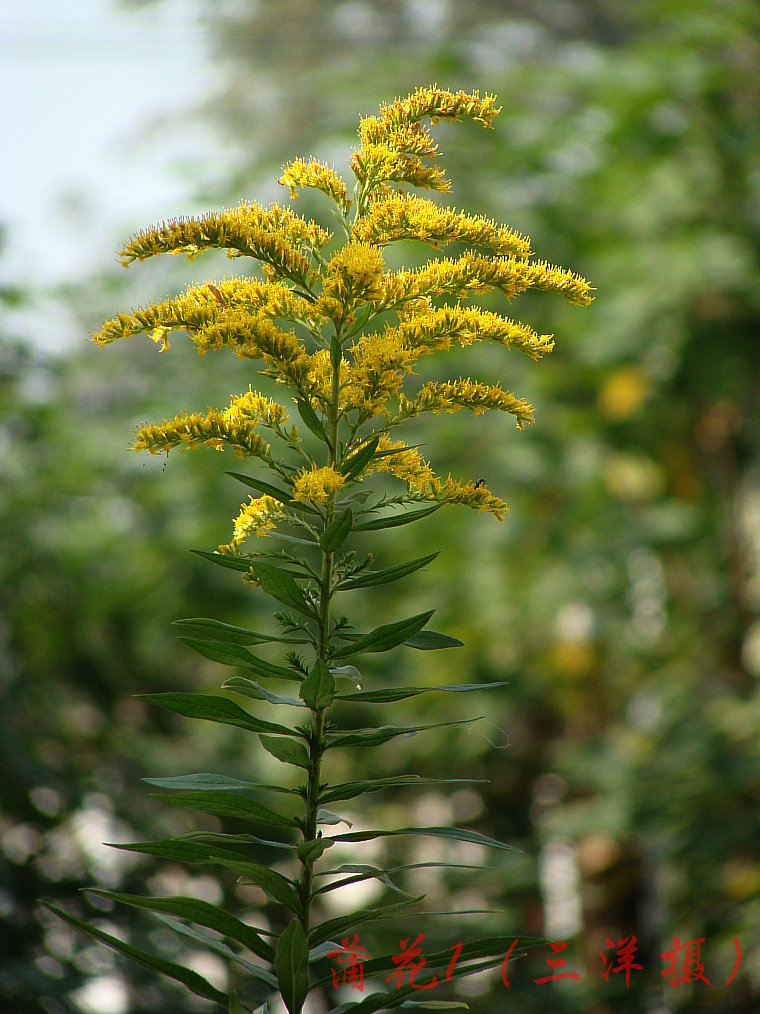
[48, 87, 592, 1013]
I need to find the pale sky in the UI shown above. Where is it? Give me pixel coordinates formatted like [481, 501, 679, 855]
[1, 0, 220, 342]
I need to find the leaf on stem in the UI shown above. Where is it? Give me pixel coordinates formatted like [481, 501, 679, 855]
[254, 561, 317, 619]
[336, 552, 438, 590]
[259, 734, 313, 769]
[44, 904, 228, 1005]
[331, 610, 434, 659]
[143, 772, 300, 795]
[299, 658, 335, 710]
[135, 692, 306, 737]
[320, 507, 353, 554]
[180, 639, 302, 681]
[274, 918, 309, 1014]
[354, 503, 441, 531]
[336, 682, 506, 703]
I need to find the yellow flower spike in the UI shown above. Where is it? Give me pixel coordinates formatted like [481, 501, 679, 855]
[322, 242, 385, 305]
[353, 191, 531, 259]
[223, 495, 286, 549]
[392, 305, 555, 360]
[133, 408, 273, 461]
[292, 465, 346, 505]
[342, 332, 420, 418]
[92, 278, 310, 348]
[118, 201, 330, 284]
[370, 436, 437, 495]
[280, 157, 351, 215]
[430, 475, 509, 520]
[379, 85, 501, 130]
[380, 251, 592, 308]
[397, 379, 535, 428]
[223, 389, 289, 429]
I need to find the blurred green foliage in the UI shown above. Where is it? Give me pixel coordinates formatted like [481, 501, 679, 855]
[2, 0, 759, 1011]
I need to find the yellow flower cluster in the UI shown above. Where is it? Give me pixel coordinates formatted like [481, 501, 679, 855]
[369, 435, 508, 519]
[92, 278, 306, 349]
[392, 305, 555, 359]
[351, 86, 499, 197]
[225, 388, 288, 428]
[379, 85, 500, 130]
[380, 251, 593, 308]
[292, 465, 346, 504]
[342, 332, 419, 417]
[353, 191, 531, 259]
[398, 379, 534, 427]
[317, 242, 385, 321]
[118, 202, 330, 284]
[280, 158, 351, 215]
[222, 495, 286, 549]
[133, 409, 273, 460]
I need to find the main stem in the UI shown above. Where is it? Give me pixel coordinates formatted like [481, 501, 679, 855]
[297, 327, 343, 942]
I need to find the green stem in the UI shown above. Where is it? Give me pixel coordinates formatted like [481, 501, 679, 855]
[296, 324, 343, 959]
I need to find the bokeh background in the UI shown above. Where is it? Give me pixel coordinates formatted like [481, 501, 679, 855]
[2, 1, 759, 1012]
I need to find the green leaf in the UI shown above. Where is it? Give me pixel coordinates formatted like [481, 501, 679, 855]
[230, 991, 264, 1014]
[404, 630, 464, 650]
[326, 717, 480, 750]
[227, 472, 317, 514]
[309, 896, 424, 947]
[180, 638, 301, 682]
[296, 398, 329, 441]
[108, 839, 301, 911]
[151, 912, 279, 985]
[259, 734, 312, 770]
[319, 776, 484, 805]
[336, 683, 506, 703]
[299, 658, 335, 710]
[275, 918, 309, 1014]
[314, 861, 481, 897]
[254, 561, 316, 619]
[192, 548, 253, 573]
[340, 435, 380, 479]
[149, 790, 296, 827]
[173, 617, 301, 646]
[223, 676, 306, 708]
[337, 552, 438, 590]
[44, 904, 228, 1005]
[85, 890, 275, 962]
[174, 831, 294, 850]
[320, 507, 353, 554]
[296, 836, 334, 863]
[325, 826, 518, 852]
[331, 611, 434, 659]
[136, 692, 305, 737]
[143, 772, 299, 796]
[355, 503, 441, 531]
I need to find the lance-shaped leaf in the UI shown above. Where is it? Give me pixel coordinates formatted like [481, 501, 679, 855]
[309, 895, 425, 947]
[180, 638, 302, 682]
[325, 717, 480, 750]
[192, 548, 253, 573]
[340, 435, 380, 479]
[259, 734, 312, 770]
[44, 904, 228, 1005]
[314, 861, 481, 896]
[275, 918, 309, 1014]
[319, 775, 485, 805]
[149, 790, 296, 828]
[85, 890, 275, 962]
[355, 503, 441, 531]
[337, 552, 438, 590]
[331, 611, 434, 659]
[336, 682, 507, 703]
[404, 629, 464, 650]
[135, 693, 306, 738]
[174, 617, 305, 646]
[108, 839, 301, 911]
[228, 471, 318, 514]
[324, 825, 517, 852]
[254, 561, 316, 619]
[320, 507, 353, 554]
[223, 676, 306, 708]
[153, 912, 279, 986]
[299, 658, 335, 710]
[296, 398, 329, 441]
[143, 772, 300, 796]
